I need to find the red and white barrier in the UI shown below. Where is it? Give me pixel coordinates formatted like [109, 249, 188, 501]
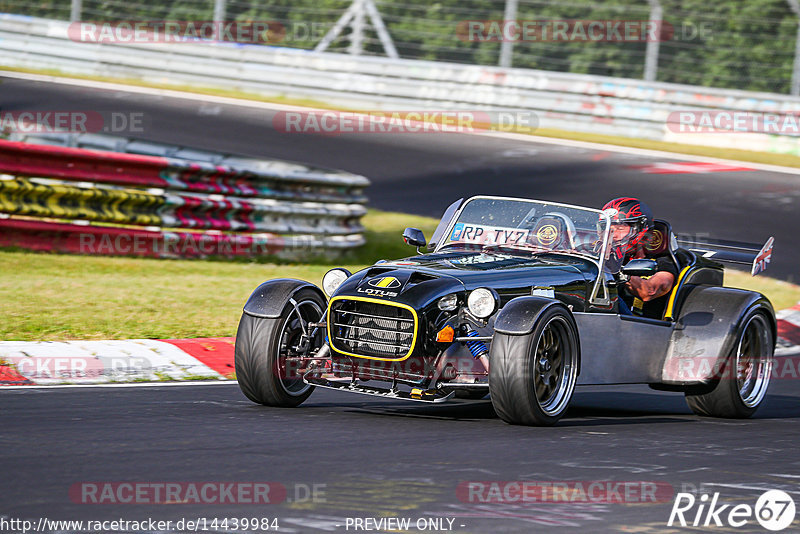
[0, 337, 234, 385]
[777, 303, 800, 349]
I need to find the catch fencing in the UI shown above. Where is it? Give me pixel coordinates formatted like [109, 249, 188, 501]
[5, 0, 800, 95]
[0, 132, 369, 259]
[2, 15, 800, 155]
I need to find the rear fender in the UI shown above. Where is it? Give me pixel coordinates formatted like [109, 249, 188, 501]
[243, 279, 326, 319]
[662, 285, 775, 385]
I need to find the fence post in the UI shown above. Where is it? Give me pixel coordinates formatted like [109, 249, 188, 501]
[349, 0, 365, 56]
[787, 0, 800, 95]
[316, 0, 397, 58]
[70, 0, 82, 22]
[214, 0, 227, 22]
[213, 0, 227, 41]
[644, 0, 662, 82]
[498, 0, 518, 68]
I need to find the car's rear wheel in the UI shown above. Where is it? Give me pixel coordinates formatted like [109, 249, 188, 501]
[489, 306, 579, 426]
[685, 310, 773, 418]
[235, 289, 325, 407]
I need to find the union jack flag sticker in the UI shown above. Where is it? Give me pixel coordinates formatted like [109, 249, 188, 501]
[751, 236, 774, 276]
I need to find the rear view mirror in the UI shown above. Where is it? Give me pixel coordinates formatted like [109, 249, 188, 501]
[403, 228, 426, 248]
[621, 258, 658, 277]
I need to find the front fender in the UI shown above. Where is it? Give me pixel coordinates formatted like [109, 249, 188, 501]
[493, 296, 567, 335]
[662, 285, 775, 385]
[243, 279, 326, 319]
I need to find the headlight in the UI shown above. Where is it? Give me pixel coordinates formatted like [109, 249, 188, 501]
[467, 288, 498, 318]
[437, 294, 458, 311]
[322, 268, 351, 297]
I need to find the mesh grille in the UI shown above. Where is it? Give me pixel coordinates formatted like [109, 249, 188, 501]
[330, 300, 416, 359]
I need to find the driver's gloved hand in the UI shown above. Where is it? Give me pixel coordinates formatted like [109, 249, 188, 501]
[615, 272, 631, 285]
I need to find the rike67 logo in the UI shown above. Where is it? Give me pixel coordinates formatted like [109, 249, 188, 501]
[668, 489, 796, 531]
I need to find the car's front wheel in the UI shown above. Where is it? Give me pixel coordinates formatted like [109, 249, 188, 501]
[234, 289, 325, 407]
[489, 306, 579, 426]
[685, 309, 773, 418]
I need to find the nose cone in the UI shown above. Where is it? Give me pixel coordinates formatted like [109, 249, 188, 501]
[338, 267, 466, 310]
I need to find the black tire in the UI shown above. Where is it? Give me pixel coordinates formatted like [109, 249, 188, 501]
[489, 306, 580, 426]
[234, 289, 325, 407]
[685, 309, 773, 418]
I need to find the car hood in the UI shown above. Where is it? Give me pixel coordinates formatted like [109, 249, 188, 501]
[332, 249, 592, 310]
[373, 250, 591, 290]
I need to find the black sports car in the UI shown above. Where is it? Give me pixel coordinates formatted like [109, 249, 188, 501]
[234, 196, 776, 426]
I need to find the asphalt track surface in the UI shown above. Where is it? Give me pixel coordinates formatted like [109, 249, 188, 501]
[2, 381, 800, 533]
[2, 76, 800, 533]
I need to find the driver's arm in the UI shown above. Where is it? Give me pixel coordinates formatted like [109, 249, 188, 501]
[626, 271, 675, 302]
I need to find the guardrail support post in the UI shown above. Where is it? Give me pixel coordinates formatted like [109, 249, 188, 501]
[349, 0, 365, 56]
[644, 0, 662, 82]
[70, 0, 82, 22]
[213, 0, 227, 41]
[787, 0, 800, 95]
[214, 0, 227, 24]
[793, 21, 800, 95]
[498, 0, 518, 68]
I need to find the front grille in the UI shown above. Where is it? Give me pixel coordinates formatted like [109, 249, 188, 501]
[329, 298, 417, 360]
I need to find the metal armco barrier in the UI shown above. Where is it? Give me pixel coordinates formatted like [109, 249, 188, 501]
[0, 135, 369, 259]
[2, 15, 800, 154]
[0, 135, 369, 203]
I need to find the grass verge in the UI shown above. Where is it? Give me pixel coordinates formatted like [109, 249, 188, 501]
[0, 209, 797, 341]
[4, 65, 800, 168]
[0, 210, 437, 341]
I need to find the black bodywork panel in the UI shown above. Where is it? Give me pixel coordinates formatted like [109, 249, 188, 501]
[243, 279, 325, 318]
[662, 285, 776, 385]
[493, 296, 566, 335]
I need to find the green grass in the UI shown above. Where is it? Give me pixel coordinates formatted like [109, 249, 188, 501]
[5, 65, 800, 168]
[1, 208, 797, 341]
[0, 210, 439, 341]
[725, 269, 800, 311]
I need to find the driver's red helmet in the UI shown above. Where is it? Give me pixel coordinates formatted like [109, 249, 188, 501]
[600, 197, 654, 261]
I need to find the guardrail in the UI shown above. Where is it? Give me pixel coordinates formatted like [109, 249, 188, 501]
[0, 133, 369, 259]
[2, 14, 800, 155]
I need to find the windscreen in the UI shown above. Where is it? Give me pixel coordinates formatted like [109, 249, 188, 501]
[438, 197, 610, 261]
